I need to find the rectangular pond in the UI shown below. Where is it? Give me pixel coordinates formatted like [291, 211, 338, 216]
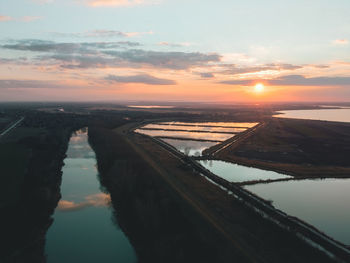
[159, 122, 258, 128]
[45, 128, 136, 263]
[198, 160, 292, 183]
[127, 105, 175, 109]
[141, 124, 247, 133]
[135, 121, 258, 156]
[135, 128, 233, 141]
[244, 178, 350, 245]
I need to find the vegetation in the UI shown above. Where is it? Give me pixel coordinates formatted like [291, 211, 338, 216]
[0, 143, 30, 208]
[216, 118, 350, 177]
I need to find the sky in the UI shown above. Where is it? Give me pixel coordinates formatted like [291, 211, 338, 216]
[0, 0, 350, 102]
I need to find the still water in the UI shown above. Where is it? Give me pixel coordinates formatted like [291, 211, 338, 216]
[128, 105, 174, 109]
[162, 138, 218, 156]
[142, 123, 247, 133]
[199, 160, 291, 183]
[245, 179, 350, 245]
[45, 128, 136, 263]
[135, 128, 233, 141]
[275, 108, 350, 123]
[160, 122, 258, 128]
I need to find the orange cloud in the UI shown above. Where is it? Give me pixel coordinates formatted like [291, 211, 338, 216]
[0, 15, 41, 22]
[332, 39, 349, 45]
[0, 15, 12, 22]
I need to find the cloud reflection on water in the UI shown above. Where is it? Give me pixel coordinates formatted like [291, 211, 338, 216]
[57, 193, 111, 212]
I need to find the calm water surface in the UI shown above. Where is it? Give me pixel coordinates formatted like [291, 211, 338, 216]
[162, 138, 218, 156]
[199, 160, 291, 183]
[45, 128, 136, 263]
[275, 108, 350, 123]
[135, 129, 233, 141]
[160, 122, 258, 128]
[136, 122, 258, 144]
[142, 124, 246, 133]
[245, 179, 350, 245]
[128, 105, 174, 109]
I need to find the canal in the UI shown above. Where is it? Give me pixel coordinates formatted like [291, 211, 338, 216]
[45, 128, 136, 263]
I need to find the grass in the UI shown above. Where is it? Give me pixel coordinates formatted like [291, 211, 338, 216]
[0, 143, 31, 208]
[4, 127, 46, 142]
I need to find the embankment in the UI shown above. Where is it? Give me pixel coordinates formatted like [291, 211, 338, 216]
[88, 126, 249, 263]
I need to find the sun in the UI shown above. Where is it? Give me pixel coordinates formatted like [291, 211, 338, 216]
[254, 83, 264, 93]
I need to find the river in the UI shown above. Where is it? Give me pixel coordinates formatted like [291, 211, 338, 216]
[45, 128, 136, 263]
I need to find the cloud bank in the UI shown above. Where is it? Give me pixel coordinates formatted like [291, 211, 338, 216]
[1, 39, 220, 70]
[105, 73, 176, 85]
[220, 75, 350, 86]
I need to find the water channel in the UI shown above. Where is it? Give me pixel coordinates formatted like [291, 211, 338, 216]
[45, 128, 136, 263]
[199, 160, 291, 183]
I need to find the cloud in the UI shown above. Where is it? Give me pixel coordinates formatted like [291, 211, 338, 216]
[84, 29, 153, 38]
[0, 15, 41, 22]
[195, 63, 303, 78]
[2, 40, 83, 53]
[0, 79, 58, 89]
[216, 63, 303, 75]
[19, 16, 42, 22]
[16, 44, 220, 70]
[86, 29, 134, 37]
[1, 39, 140, 54]
[332, 39, 349, 45]
[198, 72, 214, 78]
[104, 49, 221, 69]
[308, 64, 330, 69]
[50, 30, 152, 38]
[0, 79, 91, 89]
[0, 15, 13, 22]
[158, 42, 192, 47]
[220, 75, 350, 86]
[105, 73, 176, 85]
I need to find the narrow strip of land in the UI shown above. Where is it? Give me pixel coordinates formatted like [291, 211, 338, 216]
[203, 122, 265, 156]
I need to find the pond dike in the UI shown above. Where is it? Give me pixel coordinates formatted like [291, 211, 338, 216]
[88, 126, 251, 263]
[0, 127, 73, 263]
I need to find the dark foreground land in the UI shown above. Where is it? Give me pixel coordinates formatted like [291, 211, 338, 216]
[0, 102, 349, 262]
[213, 118, 350, 177]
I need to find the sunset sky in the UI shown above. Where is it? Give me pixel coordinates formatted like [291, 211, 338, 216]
[1, 0, 350, 102]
